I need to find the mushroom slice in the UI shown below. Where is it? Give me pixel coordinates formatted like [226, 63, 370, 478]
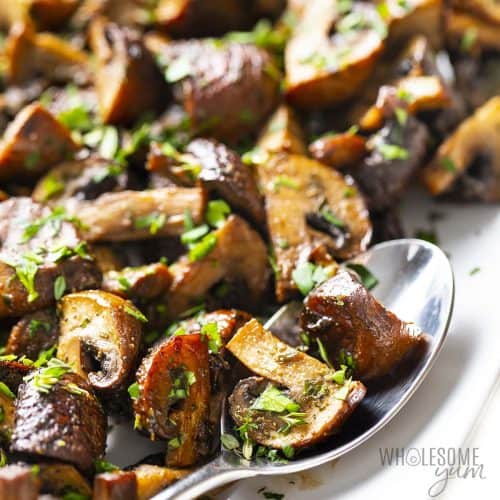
[300, 269, 423, 380]
[38, 463, 92, 498]
[185, 138, 265, 227]
[94, 471, 137, 500]
[0, 390, 15, 444]
[258, 153, 371, 301]
[134, 465, 188, 500]
[256, 105, 308, 157]
[75, 186, 206, 242]
[309, 131, 367, 170]
[11, 370, 106, 471]
[32, 157, 130, 208]
[452, 0, 500, 24]
[0, 198, 102, 318]
[4, 22, 89, 85]
[227, 319, 366, 450]
[6, 308, 59, 359]
[445, 9, 500, 52]
[0, 465, 40, 500]
[133, 333, 210, 467]
[285, 0, 385, 108]
[103, 263, 173, 301]
[421, 96, 500, 202]
[89, 18, 168, 125]
[343, 114, 430, 210]
[152, 40, 279, 144]
[58, 290, 143, 391]
[0, 103, 77, 181]
[167, 215, 270, 318]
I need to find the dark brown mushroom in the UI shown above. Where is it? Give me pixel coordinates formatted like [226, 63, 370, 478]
[151, 40, 280, 143]
[57, 290, 143, 391]
[11, 371, 106, 471]
[0, 465, 40, 500]
[6, 308, 59, 359]
[421, 96, 500, 202]
[0, 103, 77, 182]
[0, 198, 102, 318]
[258, 153, 371, 301]
[227, 319, 366, 450]
[0, 390, 15, 444]
[89, 18, 168, 125]
[38, 463, 92, 498]
[93, 471, 137, 500]
[300, 269, 423, 380]
[133, 333, 211, 467]
[309, 131, 367, 170]
[0, 359, 32, 392]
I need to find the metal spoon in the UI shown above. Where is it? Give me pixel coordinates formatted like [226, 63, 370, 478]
[153, 238, 454, 500]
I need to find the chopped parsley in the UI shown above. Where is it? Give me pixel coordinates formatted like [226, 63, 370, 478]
[460, 27, 478, 52]
[169, 369, 196, 401]
[128, 382, 140, 400]
[0, 382, 14, 399]
[94, 459, 119, 473]
[21, 206, 84, 242]
[206, 199, 231, 228]
[53, 275, 66, 300]
[124, 305, 148, 323]
[134, 213, 167, 235]
[38, 175, 65, 201]
[251, 385, 300, 413]
[271, 175, 299, 191]
[395, 107, 408, 126]
[188, 232, 217, 262]
[316, 338, 334, 369]
[320, 207, 345, 228]
[292, 262, 331, 296]
[278, 412, 307, 434]
[221, 433, 240, 450]
[24, 358, 72, 393]
[377, 143, 409, 161]
[181, 224, 210, 245]
[440, 156, 457, 173]
[200, 322, 222, 353]
[345, 263, 379, 290]
[469, 267, 480, 276]
[415, 229, 439, 245]
[98, 126, 120, 159]
[165, 57, 192, 83]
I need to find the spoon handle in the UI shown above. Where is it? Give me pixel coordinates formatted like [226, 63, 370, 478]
[151, 455, 256, 500]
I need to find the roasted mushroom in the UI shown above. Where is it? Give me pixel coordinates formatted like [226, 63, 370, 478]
[285, 0, 386, 108]
[300, 269, 423, 380]
[258, 153, 371, 301]
[0, 198, 102, 318]
[309, 131, 367, 170]
[227, 319, 366, 450]
[38, 463, 92, 498]
[166, 215, 270, 318]
[75, 187, 206, 242]
[421, 96, 500, 202]
[0, 103, 77, 181]
[152, 40, 280, 143]
[0, 465, 40, 500]
[94, 471, 137, 500]
[134, 465, 188, 500]
[57, 290, 143, 391]
[0, 359, 32, 392]
[0, 389, 15, 444]
[133, 333, 211, 467]
[89, 18, 168, 125]
[11, 369, 106, 471]
[6, 308, 59, 359]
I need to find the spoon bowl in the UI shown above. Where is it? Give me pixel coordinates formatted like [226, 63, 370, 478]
[153, 238, 454, 500]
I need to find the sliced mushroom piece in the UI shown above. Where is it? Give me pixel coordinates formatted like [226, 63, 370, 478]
[0, 198, 102, 318]
[167, 215, 270, 318]
[452, 0, 500, 24]
[32, 157, 131, 208]
[102, 263, 173, 301]
[258, 153, 371, 301]
[11, 371, 106, 471]
[4, 22, 89, 85]
[0, 465, 40, 500]
[285, 0, 385, 108]
[256, 105, 307, 157]
[421, 96, 500, 202]
[133, 333, 211, 467]
[6, 308, 59, 359]
[89, 18, 168, 125]
[94, 471, 137, 500]
[0, 103, 77, 181]
[38, 463, 92, 498]
[309, 131, 367, 170]
[75, 186, 206, 242]
[343, 114, 430, 211]
[0, 391, 15, 444]
[300, 269, 423, 380]
[227, 319, 366, 450]
[91, 244, 125, 273]
[152, 40, 280, 143]
[186, 138, 265, 227]
[58, 290, 143, 391]
[134, 465, 188, 500]
[0, 359, 32, 392]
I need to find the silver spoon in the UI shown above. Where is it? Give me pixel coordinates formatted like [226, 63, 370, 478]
[153, 238, 454, 500]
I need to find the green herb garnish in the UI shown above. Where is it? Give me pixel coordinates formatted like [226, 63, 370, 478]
[200, 322, 221, 353]
[134, 213, 166, 235]
[206, 199, 231, 228]
[24, 358, 71, 393]
[251, 385, 300, 413]
[53, 275, 66, 300]
[0, 382, 14, 399]
[124, 305, 148, 323]
[377, 143, 409, 161]
[128, 382, 140, 400]
[94, 458, 119, 473]
[346, 263, 379, 290]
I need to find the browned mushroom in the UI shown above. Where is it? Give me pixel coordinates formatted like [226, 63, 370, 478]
[151, 40, 280, 143]
[0, 198, 102, 318]
[285, 0, 386, 108]
[89, 18, 168, 125]
[0, 103, 78, 181]
[258, 153, 371, 301]
[309, 131, 368, 170]
[0, 390, 15, 444]
[133, 333, 211, 467]
[452, 0, 500, 24]
[167, 215, 270, 318]
[6, 308, 59, 359]
[38, 463, 92, 498]
[11, 369, 106, 471]
[0, 465, 40, 500]
[421, 96, 500, 202]
[102, 263, 173, 301]
[300, 269, 423, 380]
[0, 359, 32, 392]
[227, 319, 366, 450]
[94, 471, 137, 500]
[75, 186, 206, 242]
[134, 465, 188, 500]
[4, 22, 89, 85]
[57, 290, 143, 391]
